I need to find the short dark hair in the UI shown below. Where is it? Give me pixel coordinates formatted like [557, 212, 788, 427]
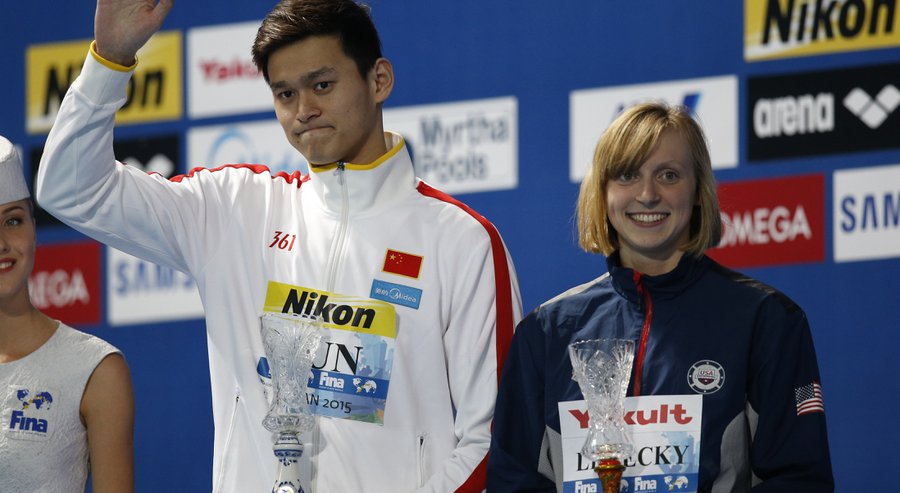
[252, 0, 383, 82]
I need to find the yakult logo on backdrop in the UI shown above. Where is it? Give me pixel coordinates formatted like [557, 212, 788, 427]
[708, 175, 825, 269]
[29, 241, 102, 326]
[834, 163, 900, 263]
[383, 97, 518, 194]
[187, 21, 271, 119]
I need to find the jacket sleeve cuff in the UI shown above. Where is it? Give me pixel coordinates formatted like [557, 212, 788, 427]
[75, 42, 135, 106]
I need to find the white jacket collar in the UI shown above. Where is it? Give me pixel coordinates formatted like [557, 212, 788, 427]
[306, 132, 416, 215]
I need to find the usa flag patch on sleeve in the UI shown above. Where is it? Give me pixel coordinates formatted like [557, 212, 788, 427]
[795, 381, 824, 416]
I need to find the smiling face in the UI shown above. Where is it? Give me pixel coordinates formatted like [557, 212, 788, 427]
[605, 130, 697, 275]
[0, 200, 36, 306]
[268, 35, 393, 166]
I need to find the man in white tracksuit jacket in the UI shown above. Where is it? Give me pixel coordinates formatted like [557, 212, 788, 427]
[36, 0, 522, 491]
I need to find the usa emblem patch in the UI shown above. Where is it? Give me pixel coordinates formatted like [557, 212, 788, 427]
[687, 360, 725, 394]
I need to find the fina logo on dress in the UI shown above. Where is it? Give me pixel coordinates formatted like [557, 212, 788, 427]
[7, 388, 55, 439]
[687, 360, 724, 394]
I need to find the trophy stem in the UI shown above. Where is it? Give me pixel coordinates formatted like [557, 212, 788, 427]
[594, 458, 625, 493]
[271, 431, 305, 493]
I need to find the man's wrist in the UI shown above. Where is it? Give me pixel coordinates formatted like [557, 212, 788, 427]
[90, 41, 138, 71]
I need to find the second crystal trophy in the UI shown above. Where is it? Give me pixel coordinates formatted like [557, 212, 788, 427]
[260, 312, 324, 493]
[568, 338, 635, 493]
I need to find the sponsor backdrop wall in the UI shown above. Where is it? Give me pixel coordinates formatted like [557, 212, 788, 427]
[3, 1, 897, 490]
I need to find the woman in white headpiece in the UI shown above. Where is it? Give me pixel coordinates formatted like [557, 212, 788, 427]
[0, 135, 134, 492]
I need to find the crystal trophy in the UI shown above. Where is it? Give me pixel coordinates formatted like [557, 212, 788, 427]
[568, 338, 636, 493]
[260, 313, 324, 493]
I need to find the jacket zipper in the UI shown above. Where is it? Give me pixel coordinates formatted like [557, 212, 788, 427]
[311, 162, 349, 492]
[326, 162, 349, 290]
[214, 388, 242, 493]
[632, 271, 653, 396]
[416, 433, 428, 487]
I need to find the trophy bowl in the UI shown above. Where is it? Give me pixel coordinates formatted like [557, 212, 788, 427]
[568, 338, 635, 493]
[260, 312, 324, 493]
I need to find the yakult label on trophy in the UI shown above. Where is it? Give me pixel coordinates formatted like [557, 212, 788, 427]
[559, 395, 703, 493]
[262, 281, 396, 425]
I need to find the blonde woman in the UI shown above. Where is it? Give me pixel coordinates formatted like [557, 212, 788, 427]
[488, 103, 833, 492]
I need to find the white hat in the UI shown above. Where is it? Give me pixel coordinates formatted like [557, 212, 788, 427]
[0, 135, 30, 205]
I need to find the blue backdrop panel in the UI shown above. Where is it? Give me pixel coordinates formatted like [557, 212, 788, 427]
[2, 1, 895, 491]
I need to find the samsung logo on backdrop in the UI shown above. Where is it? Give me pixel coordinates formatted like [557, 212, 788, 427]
[114, 259, 195, 295]
[834, 164, 900, 263]
[106, 248, 204, 326]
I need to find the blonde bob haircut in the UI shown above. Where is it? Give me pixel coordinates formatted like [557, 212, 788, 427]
[577, 101, 722, 257]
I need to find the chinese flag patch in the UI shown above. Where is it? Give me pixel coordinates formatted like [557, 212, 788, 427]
[382, 249, 423, 279]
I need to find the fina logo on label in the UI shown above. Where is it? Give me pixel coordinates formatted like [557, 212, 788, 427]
[370, 279, 422, 310]
[8, 389, 54, 436]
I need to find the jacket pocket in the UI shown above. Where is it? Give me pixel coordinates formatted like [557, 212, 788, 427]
[214, 388, 242, 493]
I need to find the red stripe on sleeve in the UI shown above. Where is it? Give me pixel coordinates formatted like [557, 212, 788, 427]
[454, 455, 488, 493]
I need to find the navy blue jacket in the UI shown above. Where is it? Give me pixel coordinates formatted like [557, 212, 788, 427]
[487, 253, 833, 492]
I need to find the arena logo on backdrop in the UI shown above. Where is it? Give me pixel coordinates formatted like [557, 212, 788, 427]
[569, 75, 738, 183]
[747, 62, 900, 161]
[107, 247, 204, 326]
[833, 163, 900, 263]
[383, 96, 518, 195]
[744, 0, 900, 61]
[187, 21, 272, 119]
[707, 174, 825, 269]
[187, 120, 309, 176]
[25, 32, 182, 134]
[28, 134, 179, 229]
[29, 241, 101, 327]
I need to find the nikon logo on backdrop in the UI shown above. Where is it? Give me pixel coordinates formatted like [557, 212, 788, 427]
[383, 97, 518, 195]
[745, 0, 900, 61]
[25, 31, 182, 134]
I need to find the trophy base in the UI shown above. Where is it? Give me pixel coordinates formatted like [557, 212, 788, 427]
[594, 458, 625, 493]
[272, 432, 305, 493]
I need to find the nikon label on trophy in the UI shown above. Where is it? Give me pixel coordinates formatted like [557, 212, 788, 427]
[559, 395, 703, 493]
[262, 281, 397, 425]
